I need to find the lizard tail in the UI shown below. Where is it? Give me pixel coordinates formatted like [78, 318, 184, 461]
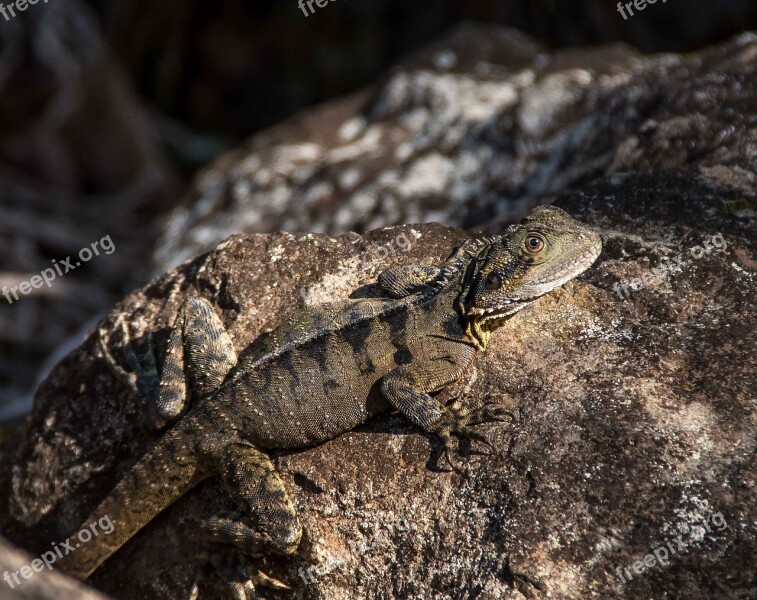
[56, 421, 209, 580]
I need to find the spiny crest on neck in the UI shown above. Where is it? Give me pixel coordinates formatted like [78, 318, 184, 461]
[429, 236, 499, 291]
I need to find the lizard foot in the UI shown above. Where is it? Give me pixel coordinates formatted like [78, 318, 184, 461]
[207, 547, 289, 600]
[98, 314, 160, 404]
[432, 402, 513, 472]
[463, 401, 516, 427]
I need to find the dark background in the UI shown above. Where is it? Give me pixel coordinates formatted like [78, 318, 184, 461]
[89, 0, 756, 146]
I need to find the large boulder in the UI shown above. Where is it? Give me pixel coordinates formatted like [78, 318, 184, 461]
[0, 536, 108, 599]
[154, 26, 757, 272]
[2, 171, 755, 598]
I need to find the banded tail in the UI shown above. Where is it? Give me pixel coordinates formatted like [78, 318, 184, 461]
[57, 423, 209, 579]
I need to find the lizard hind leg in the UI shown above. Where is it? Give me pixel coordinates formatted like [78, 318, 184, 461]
[99, 296, 238, 430]
[201, 442, 302, 596]
[153, 296, 238, 427]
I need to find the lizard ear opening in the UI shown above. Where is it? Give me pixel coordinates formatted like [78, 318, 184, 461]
[484, 272, 503, 291]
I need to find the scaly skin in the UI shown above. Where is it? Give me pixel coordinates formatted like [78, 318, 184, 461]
[57, 206, 602, 598]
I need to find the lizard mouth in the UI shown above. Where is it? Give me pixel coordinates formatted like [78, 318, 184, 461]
[468, 304, 525, 322]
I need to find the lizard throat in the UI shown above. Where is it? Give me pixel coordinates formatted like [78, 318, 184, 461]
[466, 314, 512, 350]
[465, 303, 529, 349]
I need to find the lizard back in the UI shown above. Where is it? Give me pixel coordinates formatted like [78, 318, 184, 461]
[210, 283, 465, 449]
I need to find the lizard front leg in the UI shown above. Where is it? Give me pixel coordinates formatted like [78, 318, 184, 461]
[378, 239, 487, 299]
[380, 346, 511, 468]
[378, 265, 442, 298]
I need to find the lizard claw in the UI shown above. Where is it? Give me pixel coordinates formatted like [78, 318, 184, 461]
[207, 547, 289, 600]
[431, 401, 511, 467]
[466, 402, 516, 426]
[460, 427, 497, 454]
[255, 571, 290, 591]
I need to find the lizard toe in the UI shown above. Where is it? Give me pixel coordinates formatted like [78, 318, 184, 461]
[227, 581, 258, 600]
[253, 570, 290, 590]
[435, 429, 464, 473]
[442, 447, 464, 474]
[456, 427, 496, 453]
[466, 403, 515, 426]
[207, 547, 263, 600]
[431, 404, 504, 461]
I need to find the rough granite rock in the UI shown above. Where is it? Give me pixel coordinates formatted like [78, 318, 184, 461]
[1, 171, 755, 599]
[153, 25, 757, 272]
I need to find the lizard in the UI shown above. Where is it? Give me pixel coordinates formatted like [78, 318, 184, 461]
[57, 205, 602, 598]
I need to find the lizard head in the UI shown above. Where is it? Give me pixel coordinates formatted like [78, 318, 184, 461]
[461, 206, 602, 349]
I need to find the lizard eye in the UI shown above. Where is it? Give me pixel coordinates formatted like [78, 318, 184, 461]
[485, 272, 502, 291]
[525, 235, 544, 253]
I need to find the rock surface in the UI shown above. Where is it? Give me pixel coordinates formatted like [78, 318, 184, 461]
[0, 536, 109, 599]
[154, 26, 757, 272]
[1, 172, 756, 599]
